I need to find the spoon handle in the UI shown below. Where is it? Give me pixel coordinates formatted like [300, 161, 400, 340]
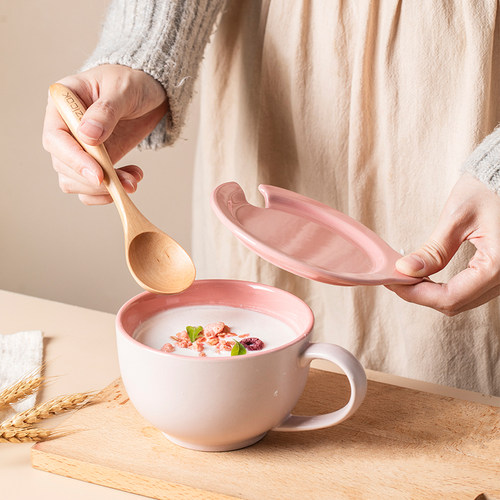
[49, 83, 140, 228]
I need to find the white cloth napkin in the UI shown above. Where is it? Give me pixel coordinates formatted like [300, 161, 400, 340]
[0, 331, 44, 421]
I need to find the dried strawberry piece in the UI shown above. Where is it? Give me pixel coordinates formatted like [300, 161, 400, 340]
[239, 337, 264, 351]
[161, 343, 175, 353]
[204, 322, 225, 337]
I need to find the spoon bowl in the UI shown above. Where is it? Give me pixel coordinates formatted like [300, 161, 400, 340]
[49, 83, 196, 294]
[127, 231, 196, 293]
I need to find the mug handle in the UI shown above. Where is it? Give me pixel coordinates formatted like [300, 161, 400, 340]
[273, 343, 367, 431]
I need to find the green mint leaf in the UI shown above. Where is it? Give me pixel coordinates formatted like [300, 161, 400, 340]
[231, 340, 247, 356]
[186, 325, 203, 343]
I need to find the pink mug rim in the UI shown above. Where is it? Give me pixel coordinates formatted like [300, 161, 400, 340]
[116, 279, 315, 361]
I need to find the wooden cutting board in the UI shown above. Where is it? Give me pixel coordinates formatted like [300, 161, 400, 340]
[31, 370, 500, 499]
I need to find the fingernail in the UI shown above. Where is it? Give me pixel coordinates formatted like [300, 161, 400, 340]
[78, 119, 104, 141]
[124, 179, 136, 192]
[82, 168, 101, 186]
[398, 254, 425, 273]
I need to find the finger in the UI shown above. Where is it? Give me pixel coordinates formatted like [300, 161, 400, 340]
[102, 103, 168, 162]
[57, 169, 139, 196]
[52, 145, 142, 190]
[453, 284, 500, 313]
[115, 169, 139, 192]
[52, 157, 108, 194]
[387, 279, 500, 316]
[76, 88, 130, 146]
[118, 164, 144, 182]
[57, 173, 105, 196]
[78, 193, 114, 206]
[77, 171, 141, 205]
[387, 252, 499, 315]
[395, 221, 465, 279]
[386, 279, 440, 309]
[51, 143, 143, 192]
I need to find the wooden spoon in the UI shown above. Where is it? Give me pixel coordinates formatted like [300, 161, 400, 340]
[49, 83, 196, 294]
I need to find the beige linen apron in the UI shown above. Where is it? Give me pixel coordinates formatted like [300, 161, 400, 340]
[192, 0, 500, 395]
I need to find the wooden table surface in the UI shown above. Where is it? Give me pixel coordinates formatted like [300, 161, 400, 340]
[0, 289, 499, 499]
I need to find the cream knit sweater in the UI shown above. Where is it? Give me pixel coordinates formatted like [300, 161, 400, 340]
[82, 0, 226, 148]
[83, 0, 500, 194]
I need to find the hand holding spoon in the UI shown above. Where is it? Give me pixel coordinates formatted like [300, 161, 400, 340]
[49, 83, 196, 294]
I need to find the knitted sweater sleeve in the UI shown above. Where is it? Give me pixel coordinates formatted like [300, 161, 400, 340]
[81, 0, 225, 149]
[461, 127, 500, 193]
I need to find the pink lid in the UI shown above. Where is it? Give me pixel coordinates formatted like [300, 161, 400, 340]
[211, 182, 421, 286]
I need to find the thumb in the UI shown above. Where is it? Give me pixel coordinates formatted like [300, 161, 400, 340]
[395, 231, 462, 278]
[77, 96, 126, 145]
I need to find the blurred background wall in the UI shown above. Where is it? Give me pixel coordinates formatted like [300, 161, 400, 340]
[0, 1, 199, 312]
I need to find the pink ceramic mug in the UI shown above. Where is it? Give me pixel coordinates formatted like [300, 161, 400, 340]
[116, 279, 367, 451]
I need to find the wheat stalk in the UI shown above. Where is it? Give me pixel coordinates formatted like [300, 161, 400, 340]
[1, 391, 97, 429]
[0, 364, 100, 443]
[0, 374, 44, 407]
[0, 426, 54, 443]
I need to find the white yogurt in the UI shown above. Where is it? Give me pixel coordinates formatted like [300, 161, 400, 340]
[133, 305, 298, 357]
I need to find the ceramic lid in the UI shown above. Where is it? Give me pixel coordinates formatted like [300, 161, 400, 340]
[211, 182, 421, 286]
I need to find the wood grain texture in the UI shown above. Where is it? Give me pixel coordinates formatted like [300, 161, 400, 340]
[31, 370, 500, 499]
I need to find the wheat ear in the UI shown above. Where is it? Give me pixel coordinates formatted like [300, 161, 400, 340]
[0, 426, 54, 443]
[0, 375, 44, 408]
[1, 391, 97, 428]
